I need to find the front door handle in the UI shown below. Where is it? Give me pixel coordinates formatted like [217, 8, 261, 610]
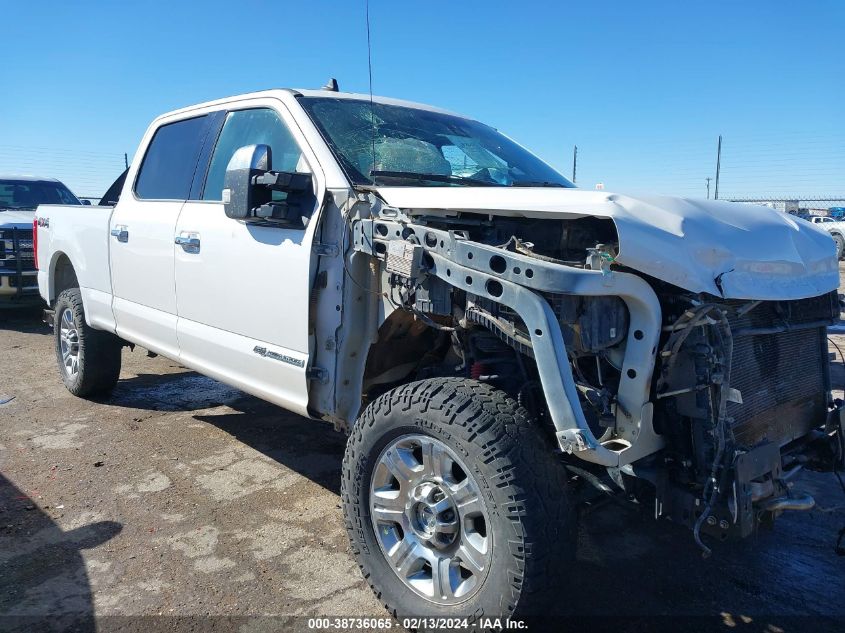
[110, 226, 129, 242]
[175, 234, 201, 254]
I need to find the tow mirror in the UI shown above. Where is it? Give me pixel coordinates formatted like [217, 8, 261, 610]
[222, 144, 314, 228]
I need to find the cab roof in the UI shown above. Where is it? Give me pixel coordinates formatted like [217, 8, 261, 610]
[156, 88, 469, 122]
[0, 175, 62, 183]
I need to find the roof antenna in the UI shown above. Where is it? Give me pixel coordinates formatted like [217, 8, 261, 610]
[365, 0, 377, 182]
[322, 78, 339, 92]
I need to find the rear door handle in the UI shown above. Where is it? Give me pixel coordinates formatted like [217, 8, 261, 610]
[110, 226, 129, 242]
[175, 234, 201, 254]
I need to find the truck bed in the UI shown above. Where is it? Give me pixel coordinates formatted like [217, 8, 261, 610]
[36, 204, 115, 330]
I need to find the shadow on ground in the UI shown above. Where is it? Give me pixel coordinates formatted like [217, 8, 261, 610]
[0, 473, 121, 632]
[0, 307, 49, 335]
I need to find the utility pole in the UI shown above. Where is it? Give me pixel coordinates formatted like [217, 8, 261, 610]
[714, 135, 722, 200]
[572, 145, 577, 184]
[124, 153, 128, 169]
[705, 177, 712, 199]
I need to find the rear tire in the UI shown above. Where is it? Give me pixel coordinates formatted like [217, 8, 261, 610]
[342, 378, 575, 627]
[833, 233, 844, 260]
[54, 288, 122, 397]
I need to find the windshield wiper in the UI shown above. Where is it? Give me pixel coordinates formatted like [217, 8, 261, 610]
[370, 170, 501, 187]
[511, 180, 569, 188]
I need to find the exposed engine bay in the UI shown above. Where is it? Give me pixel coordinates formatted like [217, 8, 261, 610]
[347, 201, 845, 553]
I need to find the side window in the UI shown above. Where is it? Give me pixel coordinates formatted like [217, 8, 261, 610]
[135, 115, 208, 200]
[202, 108, 305, 201]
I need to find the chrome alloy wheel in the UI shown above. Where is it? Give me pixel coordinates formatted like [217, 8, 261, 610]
[59, 308, 80, 379]
[369, 434, 491, 604]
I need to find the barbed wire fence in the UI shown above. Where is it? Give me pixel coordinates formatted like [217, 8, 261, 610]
[0, 145, 127, 204]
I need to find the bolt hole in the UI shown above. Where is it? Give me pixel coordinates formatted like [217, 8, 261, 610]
[465, 276, 473, 285]
[513, 266, 521, 274]
[534, 328, 542, 336]
[634, 330, 644, 340]
[425, 232, 437, 247]
[627, 369, 637, 379]
[375, 223, 388, 236]
[467, 252, 474, 260]
[489, 255, 507, 274]
[525, 269, 534, 278]
[375, 242, 386, 255]
[446, 269, 451, 277]
[486, 279, 503, 297]
[439, 240, 444, 248]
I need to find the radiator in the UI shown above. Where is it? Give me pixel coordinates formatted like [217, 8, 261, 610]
[726, 293, 836, 448]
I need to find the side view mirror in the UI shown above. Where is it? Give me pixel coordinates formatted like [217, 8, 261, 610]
[222, 144, 314, 228]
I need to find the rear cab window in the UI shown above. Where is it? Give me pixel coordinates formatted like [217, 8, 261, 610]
[134, 115, 212, 200]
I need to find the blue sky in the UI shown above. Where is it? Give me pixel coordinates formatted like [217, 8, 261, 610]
[2, 0, 843, 201]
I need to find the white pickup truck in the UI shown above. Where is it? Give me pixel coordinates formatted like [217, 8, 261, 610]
[808, 216, 845, 258]
[36, 87, 845, 623]
[1, 175, 82, 306]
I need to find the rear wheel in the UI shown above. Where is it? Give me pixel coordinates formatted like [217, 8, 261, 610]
[833, 233, 844, 260]
[342, 378, 575, 626]
[54, 288, 122, 397]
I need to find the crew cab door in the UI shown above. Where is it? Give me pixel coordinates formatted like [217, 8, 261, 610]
[110, 114, 221, 357]
[173, 104, 322, 416]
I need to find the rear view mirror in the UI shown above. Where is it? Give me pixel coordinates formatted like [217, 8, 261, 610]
[223, 144, 314, 228]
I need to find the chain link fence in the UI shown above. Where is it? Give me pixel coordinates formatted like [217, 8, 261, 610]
[0, 144, 126, 203]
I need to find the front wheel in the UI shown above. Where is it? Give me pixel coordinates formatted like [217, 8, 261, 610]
[54, 288, 122, 397]
[342, 378, 575, 625]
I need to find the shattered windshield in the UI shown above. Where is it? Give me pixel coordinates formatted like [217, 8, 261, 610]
[299, 97, 574, 188]
[0, 179, 81, 210]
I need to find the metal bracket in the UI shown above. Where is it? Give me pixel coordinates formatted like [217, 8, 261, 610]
[312, 242, 339, 257]
[307, 366, 329, 384]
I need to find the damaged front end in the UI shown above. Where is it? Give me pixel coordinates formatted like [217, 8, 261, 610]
[346, 190, 845, 553]
[653, 291, 844, 549]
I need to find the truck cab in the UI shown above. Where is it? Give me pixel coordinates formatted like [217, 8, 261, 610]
[34, 88, 845, 623]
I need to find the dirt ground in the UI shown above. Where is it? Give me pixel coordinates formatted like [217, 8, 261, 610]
[2, 277, 845, 631]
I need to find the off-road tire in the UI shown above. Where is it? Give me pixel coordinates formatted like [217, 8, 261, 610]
[833, 233, 844, 260]
[54, 288, 122, 397]
[342, 377, 576, 627]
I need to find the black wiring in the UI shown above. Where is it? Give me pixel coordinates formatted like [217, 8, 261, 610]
[828, 336, 845, 392]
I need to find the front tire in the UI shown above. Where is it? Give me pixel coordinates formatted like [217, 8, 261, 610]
[54, 288, 122, 397]
[833, 233, 844, 260]
[342, 378, 575, 626]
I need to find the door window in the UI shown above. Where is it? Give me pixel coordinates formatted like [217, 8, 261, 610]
[135, 115, 209, 200]
[202, 108, 305, 201]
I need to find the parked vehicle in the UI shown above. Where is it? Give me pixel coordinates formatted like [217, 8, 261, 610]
[807, 216, 845, 259]
[34, 88, 845, 622]
[1, 175, 81, 307]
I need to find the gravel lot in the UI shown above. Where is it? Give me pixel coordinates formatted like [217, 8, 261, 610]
[2, 275, 845, 631]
